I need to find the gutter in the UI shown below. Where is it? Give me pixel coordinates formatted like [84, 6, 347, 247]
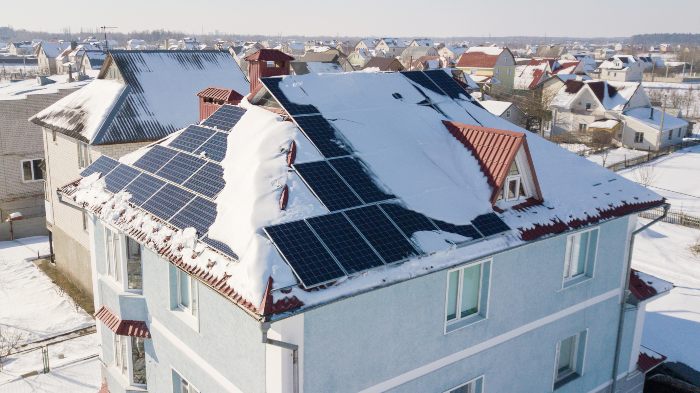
[261, 322, 299, 393]
[610, 202, 669, 392]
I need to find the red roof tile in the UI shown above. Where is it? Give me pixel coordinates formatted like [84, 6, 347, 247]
[244, 49, 294, 62]
[95, 306, 151, 338]
[456, 52, 500, 68]
[197, 87, 244, 102]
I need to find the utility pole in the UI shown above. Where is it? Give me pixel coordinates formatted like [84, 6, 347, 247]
[100, 26, 117, 50]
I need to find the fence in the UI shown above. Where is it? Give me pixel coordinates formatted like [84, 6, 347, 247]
[604, 139, 700, 172]
[639, 207, 700, 229]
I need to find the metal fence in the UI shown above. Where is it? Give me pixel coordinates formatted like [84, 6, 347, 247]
[639, 207, 700, 229]
[604, 139, 700, 172]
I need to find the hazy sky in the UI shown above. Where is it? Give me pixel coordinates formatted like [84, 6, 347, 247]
[3, 0, 699, 38]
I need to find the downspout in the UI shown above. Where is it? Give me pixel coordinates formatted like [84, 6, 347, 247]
[610, 203, 669, 392]
[261, 322, 299, 393]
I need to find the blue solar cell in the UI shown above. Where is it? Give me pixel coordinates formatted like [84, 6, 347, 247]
[201, 236, 236, 258]
[292, 115, 351, 158]
[170, 197, 217, 236]
[133, 145, 178, 173]
[124, 173, 165, 206]
[307, 213, 384, 273]
[141, 184, 195, 221]
[169, 125, 215, 153]
[432, 219, 483, 240]
[201, 105, 246, 131]
[329, 157, 393, 203]
[103, 165, 140, 193]
[379, 203, 438, 238]
[344, 205, 419, 263]
[294, 161, 362, 211]
[80, 156, 119, 178]
[183, 163, 225, 198]
[260, 78, 319, 116]
[472, 213, 510, 237]
[265, 220, 345, 288]
[155, 153, 206, 184]
[424, 70, 470, 100]
[194, 132, 227, 162]
[402, 71, 445, 97]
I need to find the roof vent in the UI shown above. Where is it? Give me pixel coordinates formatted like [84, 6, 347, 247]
[392, 92, 403, 100]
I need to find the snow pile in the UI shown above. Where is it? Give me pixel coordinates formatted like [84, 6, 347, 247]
[0, 73, 91, 101]
[479, 100, 512, 116]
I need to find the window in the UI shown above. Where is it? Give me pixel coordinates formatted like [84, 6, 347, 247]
[173, 370, 200, 393]
[131, 337, 147, 385]
[445, 260, 490, 331]
[554, 331, 587, 389]
[505, 109, 511, 118]
[77, 142, 91, 169]
[634, 132, 644, 143]
[21, 159, 44, 182]
[126, 237, 143, 290]
[265, 60, 276, 68]
[668, 129, 673, 140]
[503, 162, 524, 202]
[578, 123, 587, 131]
[176, 268, 198, 318]
[114, 334, 128, 376]
[678, 128, 683, 138]
[105, 227, 122, 283]
[114, 334, 147, 386]
[563, 228, 598, 285]
[585, 102, 591, 110]
[445, 376, 484, 393]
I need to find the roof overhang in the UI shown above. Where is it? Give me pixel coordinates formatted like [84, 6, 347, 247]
[95, 306, 151, 338]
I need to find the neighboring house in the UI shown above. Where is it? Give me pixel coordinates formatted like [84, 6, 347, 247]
[409, 38, 434, 47]
[560, 53, 598, 73]
[363, 56, 404, 72]
[293, 49, 354, 72]
[68, 67, 667, 393]
[515, 59, 585, 92]
[479, 100, 525, 125]
[596, 55, 645, 82]
[456, 46, 516, 92]
[9, 41, 34, 56]
[375, 37, 406, 57]
[400, 46, 438, 69]
[80, 50, 107, 74]
[354, 38, 378, 53]
[0, 75, 91, 240]
[0, 57, 39, 79]
[619, 107, 689, 151]
[36, 42, 69, 75]
[347, 49, 372, 69]
[536, 44, 567, 58]
[56, 42, 101, 75]
[408, 55, 442, 71]
[438, 46, 468, 67]
[29, 50, 249, 297]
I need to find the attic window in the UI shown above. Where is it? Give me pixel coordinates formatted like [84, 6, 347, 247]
[504, 162, 525, 202]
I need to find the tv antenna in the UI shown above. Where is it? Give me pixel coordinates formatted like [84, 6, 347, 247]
[100, 26, 117, 50]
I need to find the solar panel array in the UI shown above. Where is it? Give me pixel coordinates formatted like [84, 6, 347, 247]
[78, 104, 246, 259]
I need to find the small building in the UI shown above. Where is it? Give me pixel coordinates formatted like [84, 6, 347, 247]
[36, 42, 68, 75]
[619, 107, 689, 151]
[400, 46, 438, 69]
[479, 100, 525, 125]
[456, 46, 516, 92]
[595, 55, 645, 82]
[347, 49, 372, 69]
[374, 38, 406, 58]
[362, 57, 404, 72]
[438, 46, 468, 67]
[8, 41, 34, 56]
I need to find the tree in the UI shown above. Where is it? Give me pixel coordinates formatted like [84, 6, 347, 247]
[634, 164, 657, 188]
[0, 328, 24, 371]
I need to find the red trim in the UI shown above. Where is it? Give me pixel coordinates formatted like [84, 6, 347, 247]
[95, 306, 151, 338]
[638, 349, 667, 373]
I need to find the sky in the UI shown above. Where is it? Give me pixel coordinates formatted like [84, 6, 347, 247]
[2, 0, 700, 38]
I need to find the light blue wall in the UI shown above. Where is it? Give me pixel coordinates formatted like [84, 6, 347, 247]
[301, 217, 635, 393]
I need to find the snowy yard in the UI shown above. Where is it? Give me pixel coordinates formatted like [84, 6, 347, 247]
[621, 145, 700, 215]
[559, 143, 649, 167]
[632, 219, 700, 371]
[0, 357, 100, 393]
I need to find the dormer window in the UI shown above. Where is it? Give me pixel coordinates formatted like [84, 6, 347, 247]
[504, 162, 524, 201]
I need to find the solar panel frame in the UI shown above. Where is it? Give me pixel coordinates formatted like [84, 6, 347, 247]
[168, 125, 216, 153]
[307, 213, 384, 273]
[79, 156, 119, 178]
[402, 71, 447, 97]
[378, 203, 439, 238]
[133, 145, 178, 174]
[124, 173, 166, 206]
[329, 157, 394, 204]
[432, 219, 483, 241]
[294, 161, 362, 211]
[201, 105, 246, 131]
[103, 164, 141, 193]
[344, 205, 419, 263]
[194, 132, 228, 162]
[292, 115, 351, 158]
[183, 162, 225, 198]
[423, 70, 470, 100]
[141, 184, 195, 221]
[472, 213, 510, 237]
[265, 220, 346, 288]
[170, 197, 217, 236]
[201, 236, 237, 258]
[155, 153, 207, 184]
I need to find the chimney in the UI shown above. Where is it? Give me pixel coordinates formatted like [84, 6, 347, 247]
[244, 49, 294, 96]
[70, 41, 77, 51]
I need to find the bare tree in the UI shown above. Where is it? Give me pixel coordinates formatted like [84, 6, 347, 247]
[634, 164, 657, 188]
[0, 328, 25, 371]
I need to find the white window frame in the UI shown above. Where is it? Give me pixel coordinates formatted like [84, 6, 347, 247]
[444, 375, 485, 393]
[173, 369, 200, 393]
[578, 123, 587, 131]
[562, 228, 599, 287]
[104, 226, 123, 286]
[77, 141, 92, 169]
[504, 175, 522, 202]
[113, 333, 147, 388]
[634, 132, 644, 143]
[20, 158, 44, 182]
[444, 259, 491, 333]
[553, 330, 588, 390]
[125, 236, 143, 292]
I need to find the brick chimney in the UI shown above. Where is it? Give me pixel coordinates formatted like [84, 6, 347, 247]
[196, 87, 244, 122]
[244, 49, 294, 95]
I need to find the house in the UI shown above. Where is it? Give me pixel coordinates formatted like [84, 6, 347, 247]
[479, 100, 525, 125]
[55, 42, 101, 75]
[230, 43, 265, 77]
[409, 38, 434, 47]
[29, 50, 249, 297]
[80, 50, 107, 74]
[560, 53, 598, 73]
[0, 56, 39, 79]
[68, 60, 666, 393]
[9, 41, 34, 56]
[400, 46, 439, 69]
[438, 46, 468, 67]
[354, 38, 377, 53]
[408, 55, 442, 71]
[362, 57, 404, 72]
[596, 55, 645, 82]
[36, 42, 69, 75]
[536, 44, 567, 58]
[347, 49, 372, 69]
[375, 38, 406, 58]
[292, 49, 354, 73]
[456, 46, 516, 92]
[619, 107, 689, 151]
[0, 75, 91, 240]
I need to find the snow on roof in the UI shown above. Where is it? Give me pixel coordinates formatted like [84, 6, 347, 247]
[588, 119, 619, 129]
[629, 269, 673, 302]
[622, 107, 688, 132]
[514, 62, 549, 90]
[466, 46, 504, 56]
[39, 42, 68, 58]
[31, 50, 249, 145]
[551, 80, 641, 111]
[479, 100, 513, 116]
[0, 74, 91, 101]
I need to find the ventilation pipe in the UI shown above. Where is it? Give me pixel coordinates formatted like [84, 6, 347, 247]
[261, 322, 299, 393]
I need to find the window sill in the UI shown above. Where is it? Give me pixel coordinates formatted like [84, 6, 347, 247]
[560, 275, 592, 290]
[553, 372, 580, 390]
[444, 313, 486, 334]
[170, 307, 199, 332]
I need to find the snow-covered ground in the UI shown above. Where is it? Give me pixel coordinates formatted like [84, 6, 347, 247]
[0, 237, 94, 343]
[632, 219, 700, 371]
[621, 144, 700, 215]
[559, 143, 649, 167]
[0, 357, 100, 393]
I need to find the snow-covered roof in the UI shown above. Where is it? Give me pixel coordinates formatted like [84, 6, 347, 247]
[466, 46, 505, 56]
[623, 107, 688, 132]
[39, 42, 68, 58]
[588, 119, 619, 129]
[479, 100, 513, 116]
[31, 50, 249, 145]
[629, 269, 673, 303]
[64, 71, 664, 320]
[551, 79, 642, 111]
[0, 74, 91, 101]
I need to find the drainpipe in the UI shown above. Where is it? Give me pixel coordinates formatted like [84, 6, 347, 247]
[610, 203, 669, 392]
[261, 322, 299, 393]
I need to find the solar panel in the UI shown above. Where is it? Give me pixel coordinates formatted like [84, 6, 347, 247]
[292, 115, 351, 158]
[472, 213, 510, 237]
[194, 132, 227, 162]
[265, 220, 345, 288]
[124, 173, 166, 206]
[329, 157, 393, 203]
[344, 205, 419, 263]
[307, 213, 384, 273]
[379, 203, 439, 238]
[141, 184, 195, 221]
[260, 78, 319, 116]
[169, 125, 215, 153]
[183, 163, 225, 198]
[424, 70, 469, 100]
[402, 71, 446, 97]
[294, 161, 362, 211]
[432, 219, 483, 240]
[170, 197, 217, 236]
[103, 164, 140, 193]
[201, 105, 246, 131]
[80, 156, 119, 177]
[201, 236, 236, 258]
[155, 153, 206, 184]
[133, 145, 178, 174]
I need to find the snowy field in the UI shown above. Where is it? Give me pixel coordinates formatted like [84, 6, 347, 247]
[0, 357, 100, 393]
[621, 145, 700, 215]
[559, 144, 648, 167]
[632, 219, 700, 371]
